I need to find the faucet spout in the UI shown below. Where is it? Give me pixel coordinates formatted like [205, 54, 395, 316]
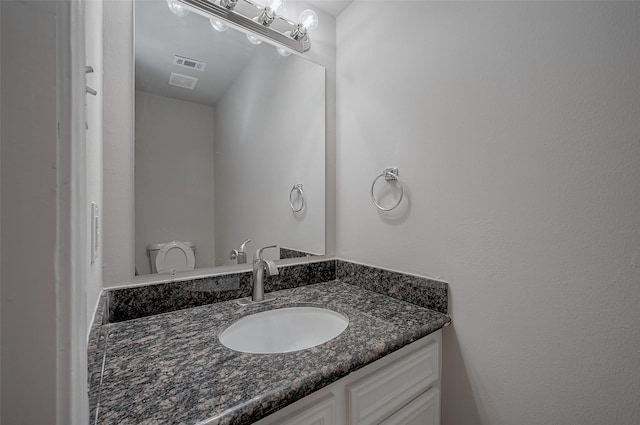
[230, 238, 251, 264]
[263, 259, 279, 276]
[240, 238, 251, 252]
[251, 245, 279, 302]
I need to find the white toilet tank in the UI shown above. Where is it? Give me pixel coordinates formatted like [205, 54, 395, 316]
[147, 240, 196, 274]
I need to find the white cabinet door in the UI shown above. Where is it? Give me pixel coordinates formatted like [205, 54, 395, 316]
[253, 332, 442, 425]
[379, 388, 440, 425]
[279, 394, 336, 425]
[347, 341, 439, 425]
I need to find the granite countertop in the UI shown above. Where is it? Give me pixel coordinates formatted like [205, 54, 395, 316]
[94, 281, 450, 425]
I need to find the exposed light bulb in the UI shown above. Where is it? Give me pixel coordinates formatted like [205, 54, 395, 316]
[210, 18, 228, 32]
[247, 34, 262, 45]
[165, 0, 190, 17]
[298, 9, 318, 33]
[247, 17, 263, 45]
[277, 47, 291, 56]
[267, 0, 286, 16]
[277, 31, 292, 56]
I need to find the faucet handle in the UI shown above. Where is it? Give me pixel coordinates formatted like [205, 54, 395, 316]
[254, 245, 277, 263]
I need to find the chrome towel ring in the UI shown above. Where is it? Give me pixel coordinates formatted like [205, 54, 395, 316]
[371, 167, 404, 211]
[290, 184, 305, 212]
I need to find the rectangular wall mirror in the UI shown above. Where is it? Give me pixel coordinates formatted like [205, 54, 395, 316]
[134, 0, 326, 276]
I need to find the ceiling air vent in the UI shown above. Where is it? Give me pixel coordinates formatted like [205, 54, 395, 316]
[168, 72, 198, 90]
[173, 55, 207, 72]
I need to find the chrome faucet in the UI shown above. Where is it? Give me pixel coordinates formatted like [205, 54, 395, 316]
[229, 238, 251, 264]
[252, 245, 279, 302]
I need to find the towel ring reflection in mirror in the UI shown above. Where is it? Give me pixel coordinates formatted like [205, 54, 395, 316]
[290, 184, 305, 212]
[371, 168, 404, 211]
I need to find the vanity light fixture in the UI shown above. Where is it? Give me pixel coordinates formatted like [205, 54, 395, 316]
[220, 0, 239, 10]
[246, 0, 285, 44]
[246, 18, 264, 45]
[277, 42, 291, 56]
[210, 18, 229, 32]
[256, 0, 286, 27]
[166, 0, 190, 17]
[290, 9, 318, 51]
[176, 0, 319, 54]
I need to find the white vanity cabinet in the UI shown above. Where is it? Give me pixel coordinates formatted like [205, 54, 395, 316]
[255, 330, 442, 425]
[378, 388, 440, 425]
[277, 395, 338, 425]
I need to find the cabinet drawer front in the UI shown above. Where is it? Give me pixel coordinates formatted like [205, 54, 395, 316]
[279, 394, 336, 425]
[379, 388, 440, 425]
[347, 341, 439, 425]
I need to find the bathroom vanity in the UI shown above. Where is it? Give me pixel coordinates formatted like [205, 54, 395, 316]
[88, 260, 449, 425]
[252, 331, 442, 425]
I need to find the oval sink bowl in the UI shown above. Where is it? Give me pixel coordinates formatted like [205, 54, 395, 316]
[219, 307, 349, 354]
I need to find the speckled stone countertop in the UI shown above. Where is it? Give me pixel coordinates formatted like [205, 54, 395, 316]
[94, 281, 450, 425]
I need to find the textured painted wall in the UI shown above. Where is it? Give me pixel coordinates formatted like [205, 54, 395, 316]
[85, 0, 104, 332]
[337, 2, 640, 424]
[0, 1, 3, 414]
[1, 1, 58, 422]
[213, 48, 325, 264]
[135, 90, 216, 274]
[103, 0, 135, 285]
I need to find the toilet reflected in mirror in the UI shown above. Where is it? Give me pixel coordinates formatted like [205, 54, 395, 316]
[147, 241, 196, 274]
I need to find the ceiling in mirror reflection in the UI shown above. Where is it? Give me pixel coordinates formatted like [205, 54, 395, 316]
[136, 0, 259, 106]
[306, 0, 352, 17]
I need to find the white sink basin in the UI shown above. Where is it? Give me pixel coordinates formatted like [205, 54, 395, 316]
[219, 307, 349, 354]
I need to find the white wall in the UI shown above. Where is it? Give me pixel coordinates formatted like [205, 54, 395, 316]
[336, 2, 640, 425]
[0, 0, 3, 417]
[103, 0, 135, 285]
[85, 0, 104, 329]
[135, 90, 216, 274]
[214, 47, 325, 264]
[1, 1, 60, 422]
[104, 0, 336, 285]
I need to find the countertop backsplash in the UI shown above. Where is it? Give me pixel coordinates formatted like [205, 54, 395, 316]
[106, 259, 447, 323]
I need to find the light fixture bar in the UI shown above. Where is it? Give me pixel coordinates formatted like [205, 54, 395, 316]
[243, 0, 297, 26]
[178, 0, 305, 53]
